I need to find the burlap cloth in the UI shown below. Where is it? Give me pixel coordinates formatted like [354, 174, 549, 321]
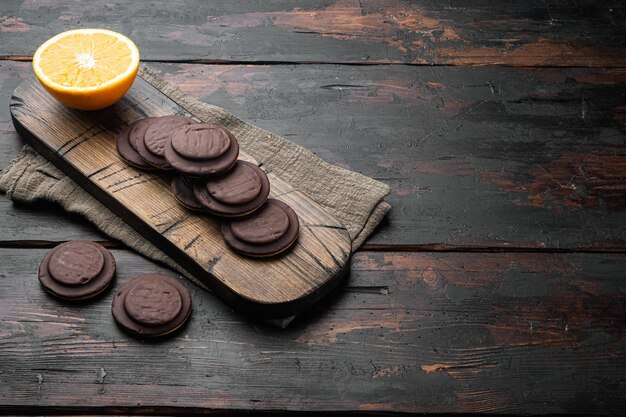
[0, 66, 390, 324]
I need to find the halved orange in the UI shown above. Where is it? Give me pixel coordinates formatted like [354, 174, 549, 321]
[33, 29, 140, 111]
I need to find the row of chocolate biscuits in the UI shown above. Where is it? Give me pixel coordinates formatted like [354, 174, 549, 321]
[117, 116, 299, 257]
[39, 240, 191, 338]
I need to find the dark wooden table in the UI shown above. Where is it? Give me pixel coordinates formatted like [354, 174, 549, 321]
[1, 1, 625, 415]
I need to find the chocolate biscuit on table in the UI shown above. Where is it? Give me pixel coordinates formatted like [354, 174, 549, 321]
[129, 117, 167, 169]
[193, 161, 270, 217]
[136, 115, 194, 170]
[116, 121, 156, 170]
[222, 199, 299, 257]
[112, 274, 192, 338]
[38, 240, 116, 301]
[164, 123, 239, 177]
[171, 174, 204, 211]
[128, 116, 176, 170]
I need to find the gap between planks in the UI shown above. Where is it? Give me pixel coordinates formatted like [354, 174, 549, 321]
[1, 240, 626, 254]
[2, 56, 626, 69]
[0, 405, 451, 416]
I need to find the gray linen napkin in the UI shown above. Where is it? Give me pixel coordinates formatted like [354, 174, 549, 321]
[0, 65, 390, 323]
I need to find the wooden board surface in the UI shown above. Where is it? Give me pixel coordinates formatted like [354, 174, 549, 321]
[1, 0, 625, 67]
[10, 75, 352, 318]
[0, 248, 624, 415]
[2, 61, 626, 250]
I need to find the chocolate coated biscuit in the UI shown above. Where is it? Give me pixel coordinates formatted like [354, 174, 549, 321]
[171, 123, 231, 160]
[48, 241, 104, 285]
[171, 174, 204, 211]
[112, 274, 192, 338]
[39, 240, 116, 300]
[128, 118, 155, 151]
[222, 199, 299, 257]
[130, 117, 172, 170]
[164, 124, 239, 177]
[116, 122, 156, 170]
[193, 161, 270, 217]
[143, 115, 194, 157]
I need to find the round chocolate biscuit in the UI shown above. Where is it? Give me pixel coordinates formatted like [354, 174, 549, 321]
[193, 161, 270, 217]
[171, 124, 231, 160]
[124, 280, 182, 326]
[171, 174, 204, 211]
[144, 115, 194, 157]
[116, 122, 155, 170]
[164, 124, 239, 177]
[130, 117, 173, 170]
[231, 202, 290, 244]
[222, 199, 299, 257]
[207, 162, 262, 204]
[39, 241, 116, 301]
[49, 241, 104, 286]
[128, 118, 156, 151]
[112, 274, 192, 338]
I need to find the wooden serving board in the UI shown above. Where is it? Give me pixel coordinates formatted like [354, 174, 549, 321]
[10, 75, 351, 318]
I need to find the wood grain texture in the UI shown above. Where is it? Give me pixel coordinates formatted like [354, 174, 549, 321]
[10, 75, 352, 318]
[0, 61, 106, 242]
[0, 248, 624, 414]
[1, 0, 625, 66]
[1, 1, 624, 415]
[3, 61, 625, 249]
[155, 63, 626, 250]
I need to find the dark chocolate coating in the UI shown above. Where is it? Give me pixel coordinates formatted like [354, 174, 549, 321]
[171, 124, 231, 160]
[230, 202, 290, 244]
[116, 122, 156, 170]
[111, 274, 192, 338]
[131, 117, 172, 170]
[171, 175, 204, 211]
[222, 199, 299, 257]
[193, 161, 270, 217]
[207, 162, 262, 205]
[124, 280, 182, 326]
[39, 241, 116, 300]
[164, 124, 239, 177]
[48, 240, 104, 285]
[144, 115, 194, 157]
[128, 118, 156, 151]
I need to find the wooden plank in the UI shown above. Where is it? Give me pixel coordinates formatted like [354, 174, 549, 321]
[2, 61, 626, 249]
[0, 0, 625, 66]
[10, 75, 352, 318]
[0, 248, 623, 414]
[137, 63, 626, 250]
